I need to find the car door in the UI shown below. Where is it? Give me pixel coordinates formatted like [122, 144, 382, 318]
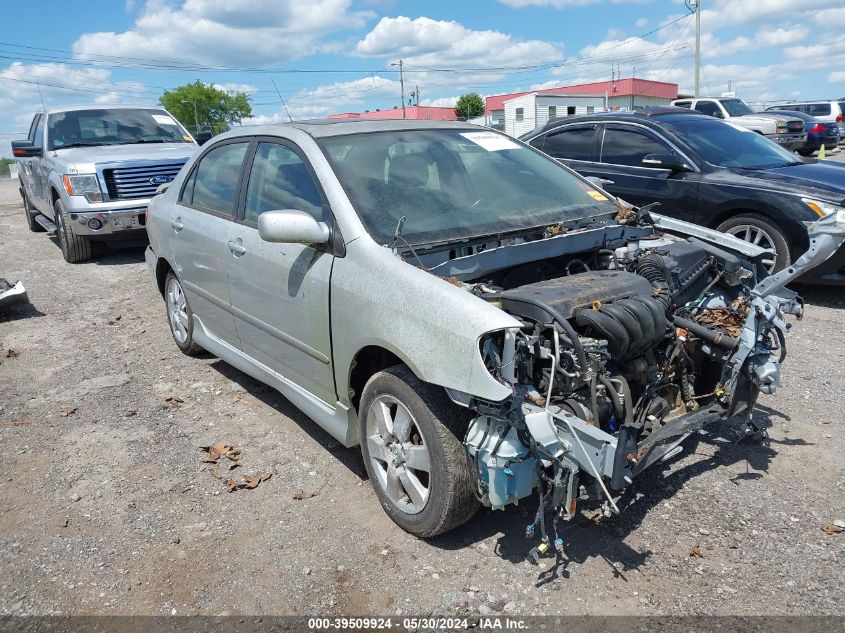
[20, 115, 47, 212]
[592, 123, 701, 222]
[225, 139, 337, 405]
[170, 139, 250, 348]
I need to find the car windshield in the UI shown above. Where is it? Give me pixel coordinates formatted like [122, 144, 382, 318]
[720, 99, 754, 117]
[48, 108, 191, 150]
[317, 129, 617, 245]
[662, 117, 800, 169]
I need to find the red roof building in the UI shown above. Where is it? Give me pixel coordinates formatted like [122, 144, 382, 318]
[486, 78, 679, 117]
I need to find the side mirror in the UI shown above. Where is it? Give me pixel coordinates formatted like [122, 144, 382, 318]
[714, 110, 725, 119]
[11, 140, 42, 158]
[642, 153, 689, 172]
[194, 131, 213, 146]
[258, 209, 330, 245]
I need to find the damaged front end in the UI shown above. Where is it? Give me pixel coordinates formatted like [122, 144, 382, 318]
[454, 210, 845, 560]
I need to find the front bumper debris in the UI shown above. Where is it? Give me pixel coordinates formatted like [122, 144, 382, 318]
[0, 278, 29, 309]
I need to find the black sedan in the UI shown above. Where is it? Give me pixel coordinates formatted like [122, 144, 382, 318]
[521, 107, 845, 283]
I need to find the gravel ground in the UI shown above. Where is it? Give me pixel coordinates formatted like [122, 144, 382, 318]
[0, 176, 843, 618]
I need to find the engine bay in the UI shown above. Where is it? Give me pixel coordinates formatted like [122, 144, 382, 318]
[401, 208, 834, 561]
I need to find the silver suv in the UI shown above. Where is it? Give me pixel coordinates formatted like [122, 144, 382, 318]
[12, 105, 197, 262]
[144, 119, 845, 543]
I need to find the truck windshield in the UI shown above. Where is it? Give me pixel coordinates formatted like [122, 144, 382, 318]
[48, 109, 191, 150]
[318, 129, 618, 246]
[663, 117, 800, 169]
[719, 99, 755, 117]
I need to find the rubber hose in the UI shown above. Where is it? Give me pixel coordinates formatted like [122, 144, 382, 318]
[598, 374, 625, 422]
[637, 253, 672, 311]
[673, 315, 739, 350]
[589, 372, 600, 426]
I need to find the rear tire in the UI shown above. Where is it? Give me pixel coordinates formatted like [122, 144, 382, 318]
[359, 365, 480, 538]
[164, 271, 203, 356]
[717, 213, 791, 274]
[22, 192, 45, 232]
[54, 198, 93, 263]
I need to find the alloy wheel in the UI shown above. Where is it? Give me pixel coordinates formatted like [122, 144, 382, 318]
[165, 276, 190, 344]
[724, 224, 778, 273]
[365, 394, 431, 515]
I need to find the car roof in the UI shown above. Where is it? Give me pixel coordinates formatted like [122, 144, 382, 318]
[522, 106, 705, 138]
[237, 118, 480, 139]
[764, 109, 815, 121]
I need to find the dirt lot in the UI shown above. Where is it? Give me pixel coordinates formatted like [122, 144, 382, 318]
[1, 176, 843, 618]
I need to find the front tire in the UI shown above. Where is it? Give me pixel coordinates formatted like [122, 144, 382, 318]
[359, 365, 480, 538]
[54, 198, 93, 263]
[164, 272, 203, 356]
[717, 213, 791, 274]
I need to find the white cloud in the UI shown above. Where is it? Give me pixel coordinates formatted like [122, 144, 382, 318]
[700, 0, 843, 30]
[828, 71, 845, 83]
[213, 82, 258, 94]
[635, 17, 649, 27]
[420, 96, 459, 107]
[754, 26, 808, 47]
[354, 16, 562, 72]
[245, 75, 402, 121]
[74, 0, 374, 66]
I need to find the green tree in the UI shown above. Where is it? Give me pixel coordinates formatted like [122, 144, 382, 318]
[0, 157, 14, 177]
[159, 81, 252, 135]
[454, 93, 485, 119]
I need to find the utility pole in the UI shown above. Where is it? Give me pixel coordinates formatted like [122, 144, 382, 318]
[694, 0, 701, 97]
[391, 60, 406, 118]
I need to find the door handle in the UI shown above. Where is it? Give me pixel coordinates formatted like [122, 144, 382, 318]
[171, 217, 184, 232]
[228, 240, 247, 256]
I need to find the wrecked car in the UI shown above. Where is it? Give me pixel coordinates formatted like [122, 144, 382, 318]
[143, 119, 845, 549]
[0, 277, 29, 310]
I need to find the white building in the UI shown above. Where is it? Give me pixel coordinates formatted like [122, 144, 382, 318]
[504, 93, 607, 138]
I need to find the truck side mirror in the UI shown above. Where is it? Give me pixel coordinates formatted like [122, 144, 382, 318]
[11, 140, 42, 158]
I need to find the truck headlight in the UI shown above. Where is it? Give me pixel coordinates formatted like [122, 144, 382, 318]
[63, 174, 103, 203]
[802, 198, 845, 218]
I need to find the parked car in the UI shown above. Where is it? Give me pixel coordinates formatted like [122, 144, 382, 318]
[672, 97, 806, 151]
[765, 100, 845, 140]
[521, 107, 845, 282]
[12, 105, 198, 262]
[144, 119, 845, 542]
[762, 110, 840, 156]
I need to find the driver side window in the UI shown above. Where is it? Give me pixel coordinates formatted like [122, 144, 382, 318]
[694, 101, 722, 117]
[243, 143, 325, 224]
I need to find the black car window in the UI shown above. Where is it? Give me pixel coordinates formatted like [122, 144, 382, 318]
[599, 127, 668, 167]
[808, 103, 831, 116]
[541, 126, 596, 161]
[244, 142, 325, 224]
[674, 101, 692, 109]
[694, 101, 722, 117]
[190, 142, 249, 216]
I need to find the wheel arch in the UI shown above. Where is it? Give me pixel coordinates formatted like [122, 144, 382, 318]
[707, 205, 808, 253]
[347, 344, 426, 415]
[154, 257, 175, 297]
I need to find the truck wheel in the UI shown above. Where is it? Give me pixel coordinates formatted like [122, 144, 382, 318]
[717, 213, 791, 274]
[359, 365, 480, 538]
[54, 198, 93, 263]
[164, 272, 203, 356]
[22, 192, 44, 232]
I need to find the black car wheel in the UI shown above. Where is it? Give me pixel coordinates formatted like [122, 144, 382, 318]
[717, 213, 791, 274]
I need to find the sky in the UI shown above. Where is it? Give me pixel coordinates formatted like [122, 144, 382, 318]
[2, 0, 844, 156]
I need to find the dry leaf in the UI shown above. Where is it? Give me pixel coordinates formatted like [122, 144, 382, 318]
[165, 396, 184, 406]
[6, 349, 19, 358]
[690, 544, 705, 559]
[59, 407, 77, 417]
[208, 468, 221, 480]
[227, 461, 241, 470]
[822, 523, 844, 534]
[9, 418, 29, 427]
[293, 489, 316, 500]
[226, 472, 271, 492]
[199, 442, 241, 463]
[232, 395, 246, 404]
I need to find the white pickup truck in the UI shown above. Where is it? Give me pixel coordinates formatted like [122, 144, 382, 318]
[671, 97, 806, 151]
[12, 105, 197, 263]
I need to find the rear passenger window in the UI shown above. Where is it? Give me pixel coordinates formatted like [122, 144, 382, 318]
[674, 101, 692, 108]
[244, 143, 325, 224]
[541, 126, 596, 161]
[808, 103, 831, 116]
[188, 142, 249, 215]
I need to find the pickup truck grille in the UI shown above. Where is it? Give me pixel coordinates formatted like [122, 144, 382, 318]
[103, 162, 185, 200]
